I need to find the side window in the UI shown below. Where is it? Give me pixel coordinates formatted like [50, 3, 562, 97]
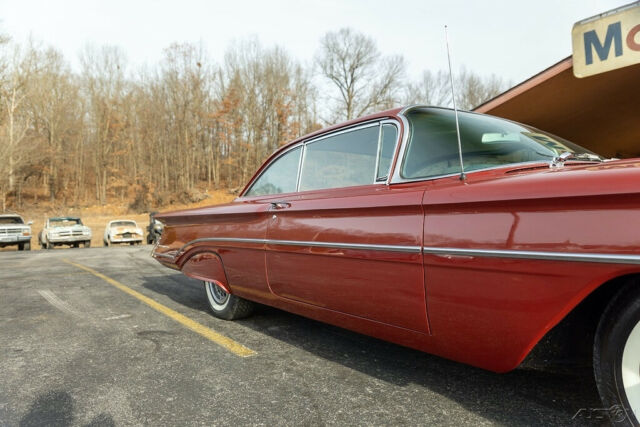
[376, 124, 398, 181]
[299, 126, 379, 192]
[245, 147, 302, 196]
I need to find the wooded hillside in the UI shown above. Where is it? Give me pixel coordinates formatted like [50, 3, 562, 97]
[0, 28, 507, 213]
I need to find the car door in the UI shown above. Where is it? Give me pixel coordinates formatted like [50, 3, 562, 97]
[265, 122, 429, 333]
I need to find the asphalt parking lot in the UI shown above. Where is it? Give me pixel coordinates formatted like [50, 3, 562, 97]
[1, 246, 606, 426]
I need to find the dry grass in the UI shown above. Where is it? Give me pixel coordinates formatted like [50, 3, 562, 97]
[0, 190, 236, 252]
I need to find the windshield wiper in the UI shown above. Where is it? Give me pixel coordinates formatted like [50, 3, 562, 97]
[550, 152, 603, 168]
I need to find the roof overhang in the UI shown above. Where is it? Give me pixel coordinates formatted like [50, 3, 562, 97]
[474, 57, 640, 158]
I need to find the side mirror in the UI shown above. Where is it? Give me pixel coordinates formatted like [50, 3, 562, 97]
[27, 221, 33, 225]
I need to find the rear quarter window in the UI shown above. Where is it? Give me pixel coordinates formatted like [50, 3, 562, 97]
[245, 146, 302, 197]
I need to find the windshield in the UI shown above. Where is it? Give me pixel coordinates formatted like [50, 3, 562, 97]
[111, 221, 136, 227]
[0, 216, 23, 224]
[402, 108, 602, 180]
[50, 218, 81, 227]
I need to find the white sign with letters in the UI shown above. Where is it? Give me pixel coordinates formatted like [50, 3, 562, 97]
[572, 2, 640, 78]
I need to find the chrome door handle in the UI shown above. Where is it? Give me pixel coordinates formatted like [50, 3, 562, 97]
[270, 201, 291, 209]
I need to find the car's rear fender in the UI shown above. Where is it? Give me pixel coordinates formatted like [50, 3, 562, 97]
[180, 250, 232, 294]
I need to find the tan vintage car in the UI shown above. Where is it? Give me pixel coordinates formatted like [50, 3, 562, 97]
[103, 220, 144, 246]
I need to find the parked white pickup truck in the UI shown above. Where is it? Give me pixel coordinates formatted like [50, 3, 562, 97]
[0, 213, 32, 251]
[39, 217, 92, 249]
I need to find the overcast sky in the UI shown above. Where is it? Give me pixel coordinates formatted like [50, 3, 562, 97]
[0, 0, 631, 85]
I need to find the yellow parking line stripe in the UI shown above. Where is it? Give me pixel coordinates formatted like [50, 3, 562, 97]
[63, 259, 256, 358]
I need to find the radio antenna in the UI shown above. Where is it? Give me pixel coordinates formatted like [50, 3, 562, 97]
[445, 25, 466, 181]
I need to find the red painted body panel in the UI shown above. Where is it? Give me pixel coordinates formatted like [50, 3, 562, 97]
[415, 165, 640, 370]
[266, 184, 429, 333]
[156, 201, 272, 297]
[181, 252, 231, 293]
[152, 108, 640, 373]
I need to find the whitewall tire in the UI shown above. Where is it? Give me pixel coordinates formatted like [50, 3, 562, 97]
[204, 281, 254, 320]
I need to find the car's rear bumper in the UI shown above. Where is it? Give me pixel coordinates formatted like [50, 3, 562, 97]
[151, 244, 180, 270]
[111, 236, 143, 243]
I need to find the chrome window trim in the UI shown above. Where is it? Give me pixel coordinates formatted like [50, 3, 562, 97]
[171, 237, 640, 266]
[391, 160, 568, 185]
[303, 121, 380, 147]
[390, 112, 413, 184]
[377, 120, 400, 184]
[295, 144, 306, 192]
[373, 122, 382, 183]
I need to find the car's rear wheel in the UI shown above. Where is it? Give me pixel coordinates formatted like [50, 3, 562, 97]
[204, 281, 254, 320]
[594, 280, 640, 425]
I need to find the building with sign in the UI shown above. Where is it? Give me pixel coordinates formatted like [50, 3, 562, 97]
[572, 1, 640, 77]
[475, 2, 640, 158]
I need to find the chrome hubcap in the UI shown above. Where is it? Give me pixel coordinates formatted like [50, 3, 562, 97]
[622, 320, 640, 419]
[208, 281, 229, 305]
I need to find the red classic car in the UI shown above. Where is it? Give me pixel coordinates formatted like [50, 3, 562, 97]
[153, 106, 640, 425]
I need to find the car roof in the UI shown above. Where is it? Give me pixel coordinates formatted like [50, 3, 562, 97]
[0, 213, 22, 218]
[49, 217, 80, 220]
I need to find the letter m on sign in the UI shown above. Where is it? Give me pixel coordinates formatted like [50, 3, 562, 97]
[583, 21, 623, 64]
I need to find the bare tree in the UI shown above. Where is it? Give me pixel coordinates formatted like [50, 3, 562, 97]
[79, 45, 129, 205]
[455, 66, 506, 110]
[222, 39, 319, 185]
[0, 43, 36, 211]
[404, 70, 451, 106]
[160, 42, 210, 193]
[26, 46, 80, 202]
[316, 28, 405, 122]
[405, 67, 507, 110]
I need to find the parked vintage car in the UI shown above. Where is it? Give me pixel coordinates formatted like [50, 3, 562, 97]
[39, 217, 92, 249]
[0, 213, 32, 251]
[146, 212, 163, 244]
[103, 219, 144, 246]
[152, 106, 640, 424]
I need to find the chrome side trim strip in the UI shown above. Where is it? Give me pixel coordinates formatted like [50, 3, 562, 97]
[179, 237, 421, 254]
[423, 247, 640, 265]
[170, 238, 640, 265]
[269, 239, 421, 253]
